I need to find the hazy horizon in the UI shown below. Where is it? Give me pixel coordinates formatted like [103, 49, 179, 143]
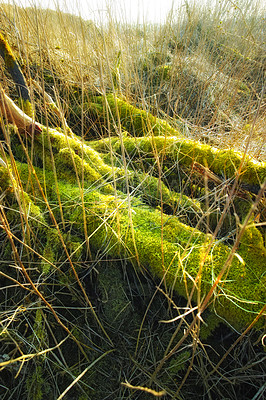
[2, 0, 210, 24]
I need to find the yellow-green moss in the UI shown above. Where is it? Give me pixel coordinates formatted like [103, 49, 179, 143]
[0, 163, 12, 191]
[83, 193, 264, 330]
[8, 116, 265, 334]
[91, 135, 266, 188]
[0, 161, 44, 226]
[41, 227, 83, 274]
[15, 152, 265, 331]
[86, 94, 181, 137]
[19, 161, 264, 331]
[18, 98, 33, 117]
[35, 127, 121, 192]
[0, 32, 16, 69]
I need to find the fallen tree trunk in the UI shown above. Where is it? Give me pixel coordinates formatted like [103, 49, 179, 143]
[0, 87, 42, 135]
[87, 94, 265, 191]
[1, 89, 265, 332]
[0, 31, 265, 336]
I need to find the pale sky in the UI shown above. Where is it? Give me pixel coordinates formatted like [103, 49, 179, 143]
[2, 0, 191, 24]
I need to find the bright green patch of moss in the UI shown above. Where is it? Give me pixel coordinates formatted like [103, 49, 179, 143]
[35, 127, 121, 192]
[86, 94, 181, 137]
[18, 98, 33, 117]
[17, 161, 265, 331]
[91, 135, 266, 188]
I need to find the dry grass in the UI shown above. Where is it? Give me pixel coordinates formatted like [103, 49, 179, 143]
[0, 1, 265, 399]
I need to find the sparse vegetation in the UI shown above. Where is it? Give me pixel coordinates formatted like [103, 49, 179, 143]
[0, 1, 265, 399]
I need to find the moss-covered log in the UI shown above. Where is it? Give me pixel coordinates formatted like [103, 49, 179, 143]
[0, 34, 265, 336]
[1, 117, 264, 331]
[20, 162, 266, 331]
[84, 93, 182, 137]
[90, 133, 266, 191]
[0, 13, 265, 399]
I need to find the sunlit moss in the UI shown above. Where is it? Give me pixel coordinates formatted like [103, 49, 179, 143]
[18, 98, 33, 117]
[86, 94, 181, 137]
[0, 32, 16, 69]
[16, 160, 265, 331]
[91, 135, 266, 188]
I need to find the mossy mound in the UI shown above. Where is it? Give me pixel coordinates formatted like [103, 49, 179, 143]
[13, 154, 265, 332]
[90, 135, 266, 190]
[84, 94, 181, 137]
[1, 98, 265, 336]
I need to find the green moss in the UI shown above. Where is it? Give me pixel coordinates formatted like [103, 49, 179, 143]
[93, 135, 266, 188]
[4, 99, 264, 336]
[18, 98, 33, 117]
[42, 245, 54, 274]
[0, 163, 12, 191]
[98, 262, 137, 330]
[86, 94, 181, 137]
[199, 314, 222, 340]
[26, 364, 44, 400]
[21, 192, 44, 223]
[168, 350, 191, 374]
[35, 127, 119, 192]
[55, 147, 102, 183]
[16, 159, 265, 331]
[0, 32, 16, 69]
[131, 172, 201, 215]
[41, 228, 83, 274]
[0, 161, 44, 229]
